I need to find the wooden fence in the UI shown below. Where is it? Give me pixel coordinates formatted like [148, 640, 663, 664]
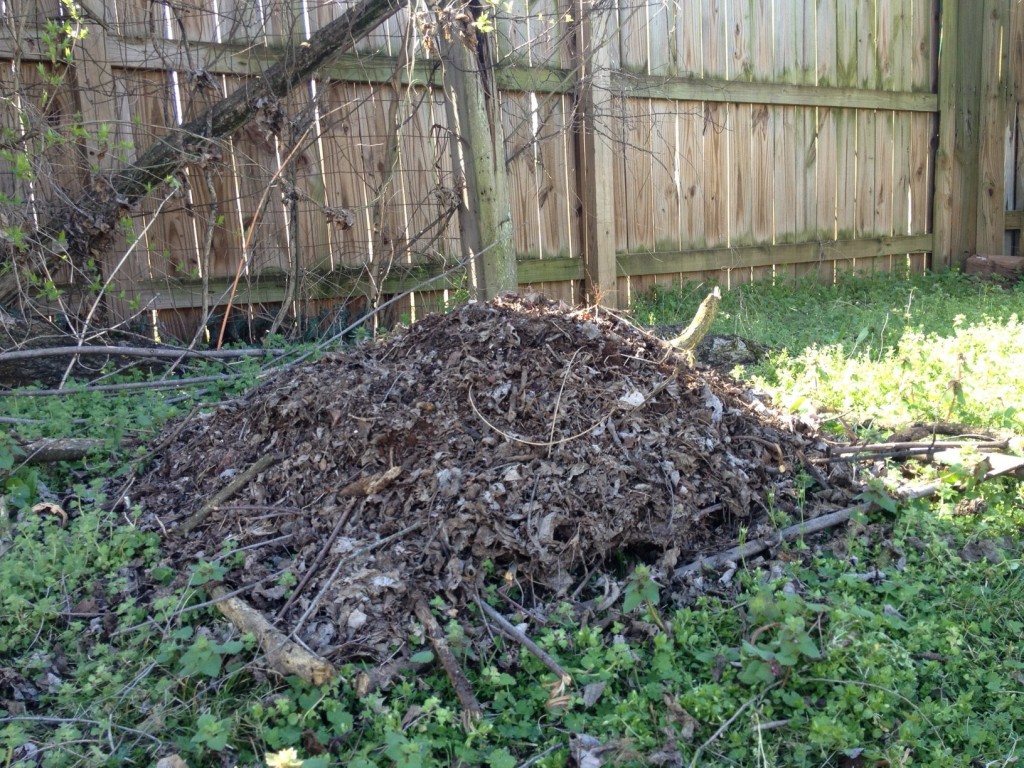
[0, 0, 1020, 341]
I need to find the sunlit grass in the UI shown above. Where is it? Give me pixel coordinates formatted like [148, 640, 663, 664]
[635, 270, 1024, 435]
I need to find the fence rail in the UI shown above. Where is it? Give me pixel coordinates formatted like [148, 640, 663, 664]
[0, 0, 1020, 341]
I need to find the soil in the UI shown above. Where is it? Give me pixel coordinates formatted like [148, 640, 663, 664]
[132, 294, 856, 663]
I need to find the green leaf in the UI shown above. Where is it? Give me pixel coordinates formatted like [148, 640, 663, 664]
[410, 650, 435, 664]
[622, 587, 643, 613]
[487, 747, 518, 768]
[179, 636, 222, 678]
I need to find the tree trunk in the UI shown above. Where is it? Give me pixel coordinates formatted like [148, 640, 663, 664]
[0, 0, 407, 310]
[440, 21, 516, 300]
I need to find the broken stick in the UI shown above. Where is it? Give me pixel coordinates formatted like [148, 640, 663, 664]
[675, 469, 1015, 579]
[413, 596, 483, 730]
[178, 455, 275, 535]
[210, 586, 335, 685]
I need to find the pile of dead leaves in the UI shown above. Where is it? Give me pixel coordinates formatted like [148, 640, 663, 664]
[133, 294, 855, 662]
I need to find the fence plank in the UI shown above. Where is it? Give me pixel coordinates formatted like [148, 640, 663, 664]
[537, 95, 575, 262]
[676, 0, 703, 76]
[503, 92, 541, 258]
[678, 101, 706, 251]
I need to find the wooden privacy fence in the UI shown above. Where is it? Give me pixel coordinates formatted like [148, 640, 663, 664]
[0, 0, 1021, 340]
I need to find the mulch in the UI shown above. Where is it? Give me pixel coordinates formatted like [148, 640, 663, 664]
[132, 294, 856, 662]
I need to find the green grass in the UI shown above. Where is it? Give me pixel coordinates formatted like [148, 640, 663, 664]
[636, 271, 1024, 435]
[2, 270, 1024, 767]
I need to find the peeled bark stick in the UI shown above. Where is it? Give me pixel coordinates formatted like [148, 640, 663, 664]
[413, 596, 483, 730]
[178, 455, 275, 535]
[474, 596, 572, 687]
[210, 586, 336, 686]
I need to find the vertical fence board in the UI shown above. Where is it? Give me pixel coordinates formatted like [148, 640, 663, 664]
[496, 0, 531, 63]
[611, 97, 629, 255]
[619, 0, 648, 72]
[501, 92, 541, 258]
[651, 100, 679, 252]
[702, 102, 728, 286]
[728, 104, 753, 285]
[648, 0, 672, 76]
[623, 98, 656, 297]
[537, 95, 575, 262]
[872, 111, 895, 271]
[678, 102, 706, 251]
[702, 0, 727, 78]
[676, 0, 703, 76]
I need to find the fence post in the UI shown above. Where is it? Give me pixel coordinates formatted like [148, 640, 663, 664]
[933, 0, 1010, 268]
[574, 0, 618, 307]
[440, 23, 517, 301]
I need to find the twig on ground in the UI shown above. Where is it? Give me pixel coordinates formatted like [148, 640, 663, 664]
[548, 349, 582, 457]
[753, 718, 791, 732]
[413, 596, 483, 730]
[0, 716, 162, 746]
[0, 345, 284, 363]
[674, 503, 871, 578]
[475, 596, 572, 686]
[178, 455, 275, 535]
[18, 437, 107, 463]
[516, 743, 560, 768]
[275, 499, 359, 620]
[676, 468, 1018, 579]
[468, 383, 610, 448]
[833, 439, 1008, 454]
[355, 657, 424, 696]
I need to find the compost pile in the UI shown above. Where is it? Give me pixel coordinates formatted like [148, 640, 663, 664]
[134, 294, 855, 662]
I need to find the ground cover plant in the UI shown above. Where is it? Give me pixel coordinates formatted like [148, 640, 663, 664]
[2, 270, 1023, 767]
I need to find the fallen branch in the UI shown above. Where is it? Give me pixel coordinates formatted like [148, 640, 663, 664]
[18, 437, 107, 463]
[833, 439, 1009, 455]
[413, 596, 483, 730]
[674, 502, 872, 578]
[178, 455, 275, 535]
[210, 586, 336, 686]
[675, 471, 1009, 579]
[475, 596, 572, 686]
[2, 374, 244, 397]
[0, 345, 284, 363]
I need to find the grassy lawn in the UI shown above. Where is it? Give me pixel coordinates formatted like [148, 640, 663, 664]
[2, 270, 1024, 767]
